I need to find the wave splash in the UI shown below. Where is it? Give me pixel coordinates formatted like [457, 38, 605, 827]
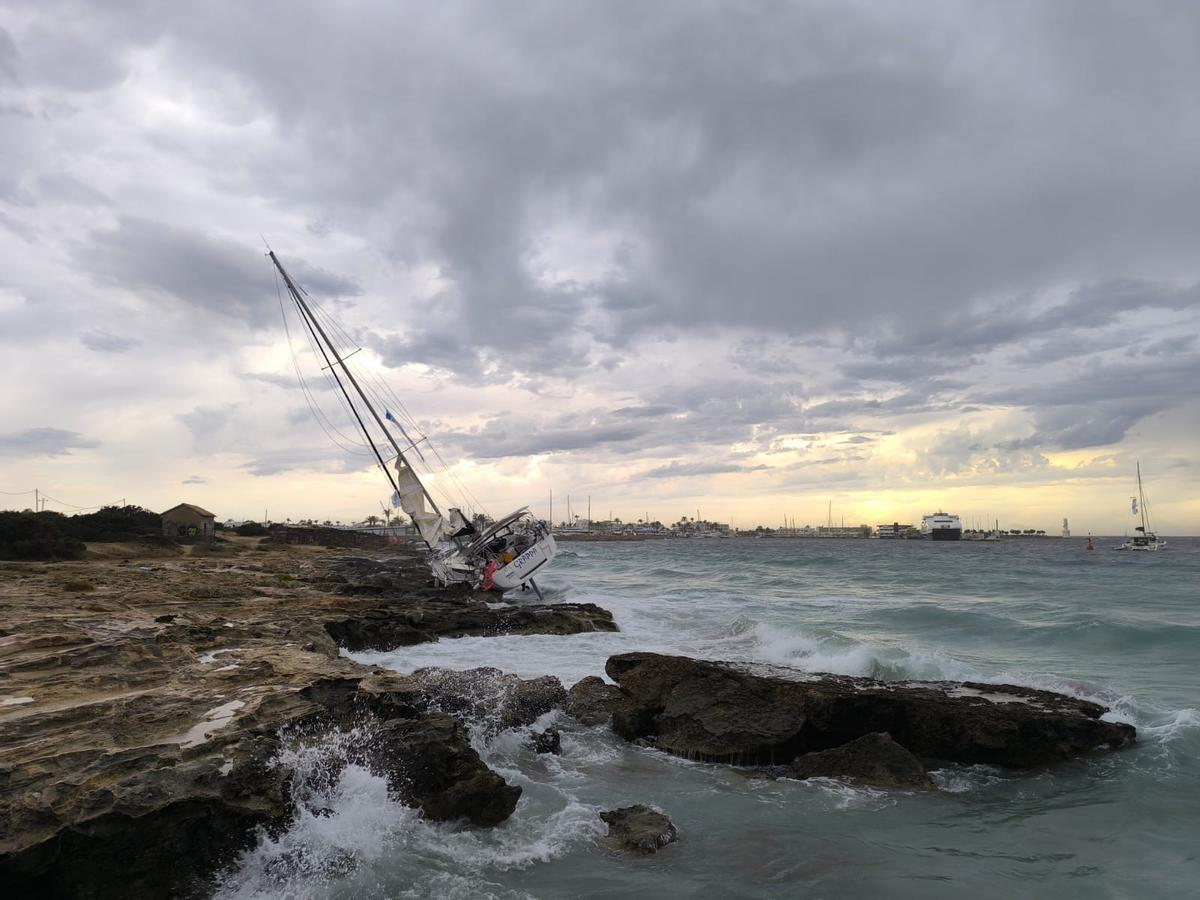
[212, 718, 605, 900]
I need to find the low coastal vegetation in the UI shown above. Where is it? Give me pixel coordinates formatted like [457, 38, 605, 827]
[0, 505, 165, 561]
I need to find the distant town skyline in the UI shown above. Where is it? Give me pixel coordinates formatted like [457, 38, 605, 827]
[1, 2, 1197, 534]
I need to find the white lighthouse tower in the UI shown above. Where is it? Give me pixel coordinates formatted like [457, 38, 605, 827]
[1061, 517, 1071, 538]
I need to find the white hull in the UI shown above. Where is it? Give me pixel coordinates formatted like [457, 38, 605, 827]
[1115, 538, 1166, 551]
[492, 535, 559, 590]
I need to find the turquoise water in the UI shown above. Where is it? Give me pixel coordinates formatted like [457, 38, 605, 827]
[218, 537, 1200, 899]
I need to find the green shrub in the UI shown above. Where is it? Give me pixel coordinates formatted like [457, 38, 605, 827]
[236, 521, 268, 537]
[64, 505, 162, 542]
[0, 511, 86, 561]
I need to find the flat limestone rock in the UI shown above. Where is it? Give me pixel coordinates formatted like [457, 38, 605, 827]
[600, 804, 678, 854]
[0, 546, 563, 899]
[604, 652, 1135, 769]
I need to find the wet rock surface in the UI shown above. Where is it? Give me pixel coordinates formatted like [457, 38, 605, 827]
[605, 652, 1136, 769]
[783, 732, 933, 787]
[567, 675, 629, 726]
[0, 544, 590, 899]
[599, 804, 679, 854]
[411, 666, 568, 732]
[530, 727, 562, 755]
[321, 557, 617, 650]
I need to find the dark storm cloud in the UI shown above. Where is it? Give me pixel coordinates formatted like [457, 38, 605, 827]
[33, 0, 1191, 373]
[984, 354, 1200, 450]
[4, 0, 1200, 483]
[76, 218, 360, 328]
[869, 280, 1199, 361]
[0, 427, 99, 457]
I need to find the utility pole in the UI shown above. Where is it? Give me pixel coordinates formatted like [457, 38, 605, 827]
[34, 488, 38, 513]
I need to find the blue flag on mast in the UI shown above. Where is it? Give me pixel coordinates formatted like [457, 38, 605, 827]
[1131, 497, 1138, 515]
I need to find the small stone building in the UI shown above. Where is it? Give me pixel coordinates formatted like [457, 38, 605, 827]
[161, 503, 216, 542]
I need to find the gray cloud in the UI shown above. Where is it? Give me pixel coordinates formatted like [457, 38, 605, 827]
[642, 460, 769, 479]
[0, 427, 99, 457]
[81, 329, 140, 353]
[182, 474, 208, 485]
[76, 218, 360, 328]
[1, 1, 1199, 523]
[34, 0, 1191, 377]
[0, 27, 19, 84]
[176, 404, 241, 442]
[984, 354, 1200, 450]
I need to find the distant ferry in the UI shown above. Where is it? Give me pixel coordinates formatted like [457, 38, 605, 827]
[922, 511, 962, 541]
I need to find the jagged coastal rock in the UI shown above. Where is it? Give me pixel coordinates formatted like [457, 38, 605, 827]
[566, 675, 630, 726]
[599, 805, 679, 854]
[321, 557, 618, 649]
[779, 732, 934, 787]
[0, 544, 615, 899]
[411, 666, 568, 731]
[604, 652, 1135, 769]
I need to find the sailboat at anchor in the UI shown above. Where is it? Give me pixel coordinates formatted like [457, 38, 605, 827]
[267, 249, 558, 594]
[1115, 461, 1165, 552]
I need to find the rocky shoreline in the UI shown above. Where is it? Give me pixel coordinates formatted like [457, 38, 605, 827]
[0, 541, 1136, 897]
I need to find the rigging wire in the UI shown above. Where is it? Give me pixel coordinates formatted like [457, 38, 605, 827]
[292, 266, 492, 519]
[312, 303, 490, 517]
[274, 269, 373, 457]
[302, 292, 479, 514]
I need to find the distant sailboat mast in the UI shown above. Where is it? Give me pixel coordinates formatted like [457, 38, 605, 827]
[1136, 461, 1150, 534]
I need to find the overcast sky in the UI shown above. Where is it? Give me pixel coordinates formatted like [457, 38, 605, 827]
[1, 0, 1197, 532]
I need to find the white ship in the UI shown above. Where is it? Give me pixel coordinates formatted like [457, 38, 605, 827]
[921, 511, 962, 541]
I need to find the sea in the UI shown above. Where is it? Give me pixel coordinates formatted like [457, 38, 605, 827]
[215, 537, 1200, 899]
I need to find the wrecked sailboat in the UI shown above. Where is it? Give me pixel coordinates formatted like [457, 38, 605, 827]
[267, 249, 558, 593]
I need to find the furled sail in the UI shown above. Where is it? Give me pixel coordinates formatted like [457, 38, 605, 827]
[395, 458, 446, 545]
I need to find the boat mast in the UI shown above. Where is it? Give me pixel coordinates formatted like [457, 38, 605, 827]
[1137, 461, 1148, 533]
[268, 250, 443, 521]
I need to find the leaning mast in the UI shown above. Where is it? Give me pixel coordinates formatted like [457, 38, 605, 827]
[267, 249, 442, 533]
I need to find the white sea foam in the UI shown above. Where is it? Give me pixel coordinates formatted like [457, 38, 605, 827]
[1140, 708, 1200, 742]
[216, 723, 607, 899]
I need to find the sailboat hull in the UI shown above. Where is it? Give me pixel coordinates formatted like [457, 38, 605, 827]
[492, 535, 558, 590]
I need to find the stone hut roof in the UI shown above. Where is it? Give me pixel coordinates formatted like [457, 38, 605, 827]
[162, 503, 216, 518]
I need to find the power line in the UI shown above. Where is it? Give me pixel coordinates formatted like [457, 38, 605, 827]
[39, 493, 107, 511]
